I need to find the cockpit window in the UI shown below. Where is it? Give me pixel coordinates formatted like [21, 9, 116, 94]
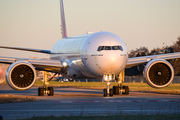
[97, 46, 101, 51]
[97, 45, 123, 51]
[97, 46, 105, 51]
[118, 46, 123, 51]
[105, 46, 111, 50]
[100, 46, 104, 51]
[112, 46, 119, 50]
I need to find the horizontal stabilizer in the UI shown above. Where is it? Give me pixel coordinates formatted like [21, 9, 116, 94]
[0, 46, 51, 54]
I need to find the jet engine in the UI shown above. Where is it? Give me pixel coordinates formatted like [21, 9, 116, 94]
[6, 61, 36, 91]
[143, 59, 174, 88]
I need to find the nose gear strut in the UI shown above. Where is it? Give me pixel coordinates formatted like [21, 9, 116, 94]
[103, 74, 114, 97]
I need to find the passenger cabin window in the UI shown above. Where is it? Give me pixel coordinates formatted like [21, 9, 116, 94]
[97, 46, 123, 51]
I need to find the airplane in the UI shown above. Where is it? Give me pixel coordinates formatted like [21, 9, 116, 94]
[0, 0, 180, 97]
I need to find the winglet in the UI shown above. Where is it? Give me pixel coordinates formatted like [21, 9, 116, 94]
[60, 0, 67, 38]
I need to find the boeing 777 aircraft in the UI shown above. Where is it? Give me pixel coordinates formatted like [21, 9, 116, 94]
[0, 0, 180, 97]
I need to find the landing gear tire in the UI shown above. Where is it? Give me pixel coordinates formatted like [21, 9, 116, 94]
[122, 86, 129, 95]
[109, 89, 113, 97]
[113, 86, 119, 95]
[103, 89, 107, 97]
[0, 115, 3, 120]
[48, 87, 54, 96]
[38, 87, 44, 96]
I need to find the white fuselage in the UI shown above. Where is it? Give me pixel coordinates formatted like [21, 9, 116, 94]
[50, 32, 128, 79]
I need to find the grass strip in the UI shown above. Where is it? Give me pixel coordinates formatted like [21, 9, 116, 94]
[35, 81, 180, 92]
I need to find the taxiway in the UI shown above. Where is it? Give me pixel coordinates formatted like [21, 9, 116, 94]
[0, 84, 180, 120]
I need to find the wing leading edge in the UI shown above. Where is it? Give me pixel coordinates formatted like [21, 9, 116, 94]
[126, 52, 180, 68]
[0, 46, 51, 54]
[0, 56, 62, 72]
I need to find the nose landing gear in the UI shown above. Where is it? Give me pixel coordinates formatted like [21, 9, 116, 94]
[103, 70, 129, 97]
[103, 82, 113, 97]
[102, 74, 114, 97]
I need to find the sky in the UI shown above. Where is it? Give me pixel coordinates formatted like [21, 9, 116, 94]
[0, 0, 180, 58]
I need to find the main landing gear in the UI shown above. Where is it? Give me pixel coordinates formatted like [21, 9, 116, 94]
[103, 70, 129, 97]
[112, 85, 129, 95]
[38, 71, 57, 96]
[38, 87, 54, 96]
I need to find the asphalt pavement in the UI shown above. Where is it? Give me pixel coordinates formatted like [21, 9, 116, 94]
[0, 84, 180, 120]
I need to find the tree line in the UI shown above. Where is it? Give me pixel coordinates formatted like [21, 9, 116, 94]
[126, 37, 180, 76]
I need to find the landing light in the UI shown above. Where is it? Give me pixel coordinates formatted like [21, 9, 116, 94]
[103, 75, 112, 81]
[103, 75, 108, 81]
[103, 74, 114, 81]
[63, 62, 68, 67]
[109, 75, 112, 80]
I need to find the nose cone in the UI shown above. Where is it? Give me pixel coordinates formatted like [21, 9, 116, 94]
[108, 53, 118, 65]
[95, 52, 125, 75]
[82, 31, 128, 77]
[84, 52, 126, 76]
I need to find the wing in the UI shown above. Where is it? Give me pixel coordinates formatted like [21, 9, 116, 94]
[0, 46, 51, 54]
[0, 56, 62, 72]
[126, 52, 180, 68]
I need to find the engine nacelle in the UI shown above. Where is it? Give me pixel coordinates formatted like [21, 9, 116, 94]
[6, 61, 36, 91]
[143, 58, 174, 88]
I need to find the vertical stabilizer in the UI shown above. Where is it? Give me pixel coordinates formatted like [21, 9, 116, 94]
[60, 0, 67, 38]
